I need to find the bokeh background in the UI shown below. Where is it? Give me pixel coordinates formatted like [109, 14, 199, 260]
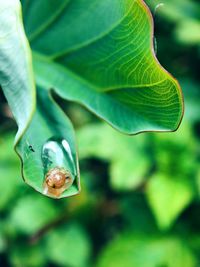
[0, 0, 200, 266]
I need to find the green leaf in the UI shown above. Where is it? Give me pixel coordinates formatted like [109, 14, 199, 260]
[24, 0, 183, 134]
[16, 87, 80, 198]
[45, 224, 91, 267]
[146, 173, 194, 230]
[77, 123, 150, 191]
[9, 244, 47, 267]
[196, 170, 200, 198]
[97, 233, 197, 267]
[0, 134, 22, 210]
[180, 79, 200, 122]
[21, 0, 70, 39]
[0, 166, 21, 210]
[175, 20, 200, 45]
[145, 123, 196, 230]
[0, 0, 79, 198]
[1, 0, 184, 198]
[9, 194, 59, 235]
[110, 154, 149, 191]
[152, 122, 197, 176]
[0, 230, 6, 253]
[0, 0, 35, 143]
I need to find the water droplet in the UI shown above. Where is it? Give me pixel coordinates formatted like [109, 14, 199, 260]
[41, 137, 77, 197]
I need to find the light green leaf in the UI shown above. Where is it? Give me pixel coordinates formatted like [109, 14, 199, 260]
[176, 20, 200, 45]
[153, 121, 197, 175]
[77, 123, 150, 191]
[0, 166, 21, 210]
[97, 233, 197, 267]
[0, 134, 22, 210]
[77, 123, 134, 161]
[146, 173, 194, 230]
[26, 0, 183, 134]
[16, 87, 80, 198]
[110, 155, 149, 190]
[9, 194, 59, 234]
[0, 0, 35, 143]
[45, 224, 91, 267]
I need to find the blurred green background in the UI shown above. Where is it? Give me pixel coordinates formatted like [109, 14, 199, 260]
[0, 0, 200, 266]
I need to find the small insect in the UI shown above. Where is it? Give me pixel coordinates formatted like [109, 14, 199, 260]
[43, 167, 73, 197]
[26, 140, 35, 152]
[29, 145, 35, 152]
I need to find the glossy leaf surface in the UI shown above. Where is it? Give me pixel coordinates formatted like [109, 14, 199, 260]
[0, 0, 35, 142]
[0, 0, 184, 198]
[27, 0, 184, 134]
[16, 88, 80, 198]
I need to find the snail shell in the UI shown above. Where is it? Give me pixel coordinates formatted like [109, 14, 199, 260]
[43, 167, 73, 197]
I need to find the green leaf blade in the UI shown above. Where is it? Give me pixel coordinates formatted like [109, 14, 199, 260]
[97, 233, 197, 267]
[0, 0, 184, 198]
[31, 0, 183, 134]
[16, 88, 80, 198]
[0, 0, 35, 143]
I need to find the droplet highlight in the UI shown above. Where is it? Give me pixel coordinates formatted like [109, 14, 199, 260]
[41, 137, 76, 197]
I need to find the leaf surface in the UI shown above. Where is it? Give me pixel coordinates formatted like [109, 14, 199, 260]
[0, 0, 79, 198]
[26, 0, 183, 134]
[0, 0, 35, 142]
[77, 123, 150, 191]
[97, 233, 196, 267]
[45, 224, 91, 267]
[0, 0, 184, 198]
[146, 173, 194, 230]
[16, 88, 80, 198]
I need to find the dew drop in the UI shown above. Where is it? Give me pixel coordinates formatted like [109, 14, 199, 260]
[41, 137, 77, 197]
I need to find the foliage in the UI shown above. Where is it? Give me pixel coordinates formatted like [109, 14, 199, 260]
[97, 234, 196, 267]
[0, 0, 183, 197]
[0, 0, 200, 267]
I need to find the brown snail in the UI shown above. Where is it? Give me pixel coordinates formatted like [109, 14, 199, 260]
[43, 167, 73, 197]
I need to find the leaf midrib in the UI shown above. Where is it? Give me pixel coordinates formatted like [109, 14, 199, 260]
[34, 53, 177, 132]
[28, 0, 71, 42]
[33, 52, 169, 92]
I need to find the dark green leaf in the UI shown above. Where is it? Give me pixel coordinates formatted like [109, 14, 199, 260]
[10, 244, 47, 267]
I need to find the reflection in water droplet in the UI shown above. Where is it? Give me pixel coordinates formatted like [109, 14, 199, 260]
[41, 137, 76, 197]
